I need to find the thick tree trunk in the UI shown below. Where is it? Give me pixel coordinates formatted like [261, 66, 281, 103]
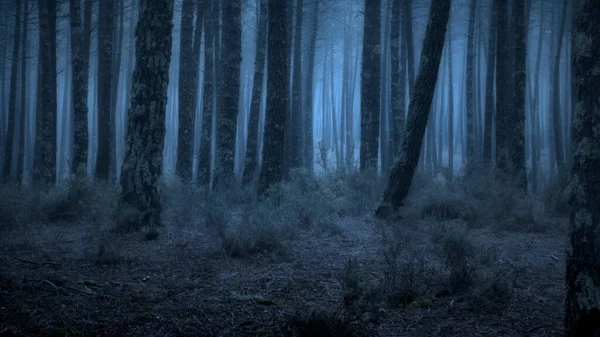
[376, 0, 451, 218]
[34, 0, 57, 184]
[465, 0, 476, 162]
[289, 0, 303, 170]
[564, 0, 600, 334]
[70, 0, 89, 174]
[176, 0, 195, 181]
[96, 0, 114, 180]
[198, 0, 214, 186]
[483, 0, 497, 162]
[3, 0, 21, 181]
[242, 0, 268, 185]
[359, 0, 381, 171]
[118, 0, 173, 231]
[511, 0, 527, 189]
[215, 0, 241, 185]
[258, 0, 289, 195]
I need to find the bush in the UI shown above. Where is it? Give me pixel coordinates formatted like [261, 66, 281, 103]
[542, 170, 571, 217]
[439, 230, 476, 291]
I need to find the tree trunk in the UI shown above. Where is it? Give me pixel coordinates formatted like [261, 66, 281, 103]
[242, 0, 268, 185]
[465, 0, 476, 162]
[511, 0, 527, 189]
[176, 0, 195, 181]
[258, 0, 289, 195]
[96, 0, 114, 180]
[550, 0, 567, 173]
[118, 0, 173, 231]
[109, 0, 125, 181]
[403, 0, 415, 93]
[70, 0, 89, 174]
[34, 0, 57, 184]
[390, 0, 405, 159]
[494, 0, 510, 173]
[303, 0, 319, 173]
[359, 0, 381, 171]
[447, 22, 454, 175]
[529, 4, 543, 193]
[483, 0, 497, 162]
[3, 0, 21, 182]
[17, 0, 29, 181]
[198, 0, 215, 186]
[564, 0, 600, 334]
[289, 0, 303, 170]
[376, 0, 451, 218]
[215, 0, 241, 185]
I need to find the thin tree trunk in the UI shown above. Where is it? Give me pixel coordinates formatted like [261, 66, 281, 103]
[17, 0, 29, 181]
[465, 0, 476, 162]
[289, 0, 303, 170]
[494, 0, 510, 173]
[303, 0, 319, 173]
[109, 0, 124, 181]
[403, 0, 415, 93]
[242, 0, 267, 185]
[390, 0, 405, 159]
[511, 0, 527, 189]
[198, 0, 214, 186]
[483, 0, 497, 162]
[376, 0, 451, 218]
[258, 0, 289, 195]
[70, 0, 89, 174]
[550, 0, 567, 173]
[96, 0, 114, 180]
[447, 23, 454, 176]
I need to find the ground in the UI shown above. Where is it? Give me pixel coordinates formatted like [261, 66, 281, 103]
[0, 206, 566, 337]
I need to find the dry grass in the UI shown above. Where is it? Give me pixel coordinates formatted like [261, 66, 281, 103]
[0, 170, 568, 336]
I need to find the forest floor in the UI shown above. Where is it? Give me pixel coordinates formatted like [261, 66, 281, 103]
[0, 171, 568, 336]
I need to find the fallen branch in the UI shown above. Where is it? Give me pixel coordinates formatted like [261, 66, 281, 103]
[0, 248, 61, 266]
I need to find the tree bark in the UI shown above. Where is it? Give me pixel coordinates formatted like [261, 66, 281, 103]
[289, 0, 303, 170]
[258, 0, 289, 195]
[3, 0, 21, 181]
[303, 0, 319, 173]
[511, 0, 527, 189]
[96, 0, 114, 180]
[390, 0, 405, 159]
[176, 0, 195, 181]
[483, 0, 497, 162]
[70, 0, 89, 174]
[242, 0, 268, 185]
[17, 0, 29, 181]
[447, 22, 454, 175]
[465, 0, 476, 161]
[564, 0, 600, 334]
[494, 0, 510, 173]
[215, 0, 241, 185]
[359, 0, 381, 171]
[118, 0, 173, 231]
[550, 0, 568, 173]
[198, 0, 214, 186]
[376, 0, 451, 218]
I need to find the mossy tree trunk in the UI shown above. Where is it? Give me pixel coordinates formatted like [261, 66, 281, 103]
[258, 0, 289, 195]
[198, 0, 214, 186]
[564, 0, 600, 335]
[242, 0, 268, 185]
[215, 0, 241, 186]
[375, 0, 451, 218]
[70, 0, 89, 174]
[359, 0, 381, 172]
[176, 0, 195, 181]
[118, 0, 173, 231]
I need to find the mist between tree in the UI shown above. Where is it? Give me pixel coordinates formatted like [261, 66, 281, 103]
[0, 0, 598, 336]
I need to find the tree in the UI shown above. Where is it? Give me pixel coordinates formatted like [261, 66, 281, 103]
[494, 0, 510, 173]
[564, 0, 600, 334]
[215, 0, 242, 185]
[17, 0, 29, 181]
[375, 0, 451, 218]
[242, 0, 268, 185]
[96, 0, 114, 180]
[35, 0, 57, 184]
[465, 0, 476, 161]
[70, 0, 89, 174]
[303, 0, 319, 173]
[176, 0, 195, 181]
[198, 0, 214, 186]
[118, 0, 173, 231]
[390, 0, 405, 158]
[550, 0, 568, 173]
[511, 0, 527, 189]
[482, 0, 496, 162]
[289, 0, 304, 170]
[3, 0, 21, 181]
[258, 0, 289, 195]
[359, 0, 381, 171]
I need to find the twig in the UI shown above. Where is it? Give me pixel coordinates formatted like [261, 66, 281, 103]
[0, 248, 61, 266]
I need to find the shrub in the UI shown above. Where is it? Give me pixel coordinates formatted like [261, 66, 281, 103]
[542, 169, 571, 217]
[439, 230, 477, 291]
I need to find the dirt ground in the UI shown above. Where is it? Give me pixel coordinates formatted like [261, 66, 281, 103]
[0, 215, 567, 337]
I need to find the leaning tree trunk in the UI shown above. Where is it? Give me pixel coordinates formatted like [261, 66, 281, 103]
[564, 0, 600, 335]
[70, 0, 89, 174]
[359, 0, 381, 171]
[3, 0, 21, 182]
[96, 0, 114, 180]
[375, 0, 451, 218]
[483, 0, 497, 162]
[511, 0, 527, 189]
[198, 0, 214, 186]
[215, 0, 241, 186]
[34, 0, 57, 185]
[258, 0, 289, 195]
[176, 0, 195, 181]
[118, 0, 173, 232]
[242, 0, 268, 185]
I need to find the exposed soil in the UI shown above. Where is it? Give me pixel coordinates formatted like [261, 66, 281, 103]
[0, 216, 566, 336]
